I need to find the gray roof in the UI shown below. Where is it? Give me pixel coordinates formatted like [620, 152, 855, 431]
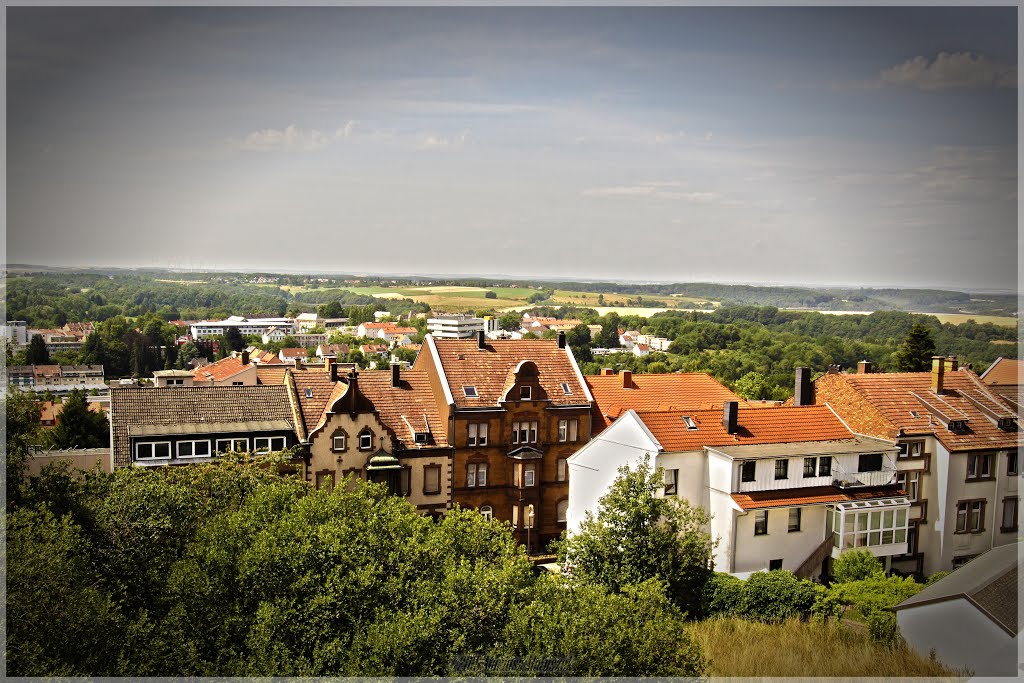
[894, 541, 1019, 636]
[708, 435, 896, 459]
[109, 385, 294, 468]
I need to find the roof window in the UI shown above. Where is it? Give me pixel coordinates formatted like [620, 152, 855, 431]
[463, 386, 478, 398]
[304, 388, 313, 398]
[561, 382, 572, 395]
[682, 416, 697, 430]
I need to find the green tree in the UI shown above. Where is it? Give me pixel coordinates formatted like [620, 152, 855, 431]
[832, 549, 884, 583]
[26, 334, 50, 365]
[223, 326, 245, 353]
[4, 391, 42, 503]
[733, 371, 770, 400]
[177, 340, 200, 368]
[484, 290, 497, 299]
[560, 454, 713, 617]
[46, 389, 110, 449]
[498, 313, 521, 331]
[317, 301, 344, 319]
[891, 323, 936, 372]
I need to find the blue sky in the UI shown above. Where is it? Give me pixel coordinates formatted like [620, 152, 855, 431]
[5, 6, 1018, 290]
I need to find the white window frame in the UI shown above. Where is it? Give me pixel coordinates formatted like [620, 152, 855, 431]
[463, 385, 478, 398]
[560, 382, 572, 395]
[754, 510, 768, 535]
[788, 507, 802, 533]
[358, 432, 373, 451]
[524, 465, 536, 487]
[177, 439, 211, 459]
[529, 421, 537, 443]
[136, 441, 172, 461]
[480, 505, 493, 521]
[663, 468, 678, 496]
[216, 438, 249, 453]
[556, 499, 568, 523]
[254, 436, 287, 454]
[520, 385, 532, 400]
[332, 434, 347, 451]
[469, 422, 489, 447]
[423, 465, 441, 495]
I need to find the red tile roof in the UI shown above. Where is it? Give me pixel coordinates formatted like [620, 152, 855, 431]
[732, 484, 906, 510]
[637, 405, 855, 452]
[192, 356, 249, 382]
[981, 357, 1023, 387]
[430, 338, 587, 408]
[815, 370, 1020, 451]
[292, 371, 339, 435]
[587, 372, 744, 433]
[358, 369, 449, 448]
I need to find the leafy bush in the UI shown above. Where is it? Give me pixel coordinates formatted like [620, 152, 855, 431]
[739, 570, 818, 623]
[832, 549, 884, 583]
[866, 610, 899, 647]
[701, 572, 745, 618]
[925, 571, 949, 586]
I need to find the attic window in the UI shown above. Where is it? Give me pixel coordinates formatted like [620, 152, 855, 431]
[463, 386, 478, 398]
[997, 417, 1016, 432]
[520, 386, 532, 400]
[909, 411, 920, 418]
[560, 382, 572, 395]
[948, 420, 967, 432]
[304, 388, 313, 398]
[682, 416, 697, 430]
[415, 432, 429, 445]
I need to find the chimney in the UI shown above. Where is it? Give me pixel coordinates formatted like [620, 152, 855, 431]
[600, 368, 614, 376]
[622, 370, 632, 389]
[557, 330, 566, 349]
[857, 360, 872, 375]
[943, 356, 959, 372]
[477, 329, 486, 350]
[391, 361, 401, 388]
[722, 401, 738, 434]
[294, 357, 303, 370]
[326, 356, 338, 382]
[347, 369, 359, 415]
[240, 350, 250, 365]
[794, 367, 813, 406]
[931, 356, 945, 393]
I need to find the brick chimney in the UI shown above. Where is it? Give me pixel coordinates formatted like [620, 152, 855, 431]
[240, 350, 250, 365]
[347, 369, 359, 415]
[294, 357, 303, 370]
[943, 356, 959, 372]
[857, 360, 872, 374]
[622, 370, 632, 388]
[722, 401, 738, 434]
[557, 330, 566, 349]
[477, 329, 486, 350]
[326, 356, 337, 382]
[600, 368, 614, 376]
[931, 356, 945, 393]
[391, 361, 401, 388]
[794, 367, 813, 406]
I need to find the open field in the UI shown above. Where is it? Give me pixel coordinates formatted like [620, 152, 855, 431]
[686, 617, 962, 677]
[929, 313, 1018, 328]
[156, 279, 208, 285]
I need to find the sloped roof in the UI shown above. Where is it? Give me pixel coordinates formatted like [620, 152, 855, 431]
[292, 371, 339, 435]
[895, 541, 1019, 636]
[192, 355, 249, 382]
[732, 484, 906, 510]
[358, 369, 449, 449]
[279, 347, 308, 358]
[636, 405, 855, 452]
[109, 385, 293, 467]
[980, 357, 1022, 386]
[430, 338, 587, 408]
[816, 370, 1020, 451]
[587, 372, 744, 434]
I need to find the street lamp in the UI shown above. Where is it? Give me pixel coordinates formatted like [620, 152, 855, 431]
[527, 504, 535, 555]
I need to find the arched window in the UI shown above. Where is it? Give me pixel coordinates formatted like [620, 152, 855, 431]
[480, 505, 493, 521]
[557, 499, 568, 523]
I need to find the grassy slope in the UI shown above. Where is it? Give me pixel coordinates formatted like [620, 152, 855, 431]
[686, 617, 964, 677]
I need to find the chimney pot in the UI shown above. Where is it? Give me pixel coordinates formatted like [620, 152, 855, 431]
[557, 330, 566, 349]
[600, 367, 614, 376]
[722, 401, 738, 434]
[622, 369, 632, 388]
[477, 329, 486, 350]
[931, 356, 945, 393]
[943, 356, 959, 372]
[794, 367, 813, 406]
[857, 360, 872, 374]
[240, 350, 249, 365]
[391, 361, 401, 388]
[326, 357, 338, 382]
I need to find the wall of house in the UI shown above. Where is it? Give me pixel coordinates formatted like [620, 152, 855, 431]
[897, 599, 1016, 676]
[731, 505, 829, 578]
[307, 410, 395, 485]
[657, 450, 708, 511]
[402, 451, 451, 511]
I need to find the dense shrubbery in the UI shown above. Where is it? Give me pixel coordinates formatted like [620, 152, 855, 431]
[701, 570, 821, 623]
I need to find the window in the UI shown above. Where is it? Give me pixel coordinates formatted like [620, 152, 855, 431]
[520, 385, 532, 400]
[167, 378, 183, 385]
[463, 386, 478, 398]
[511, 421, 538, 444]
[177, 440, 211, 458]
[399, 468, 411, 496]
[1008, 451, 1019, 476]
[774, 459, 788, 480]
[858, 453, 883, 472]
[254, 436, 287, 453]
[769, 559, 783, 571]
[663, 468, 678, 496]
[216, 438, 249, 453]
[423, 465, 441, 495]
[897, 471, 920, 502]
[952, 554, 979, 569]
[468, 422, 488, 447]
[966, 453, 994, 481]
[557, 457, 568, 482]
[523, 465, 536, 487]
[1001, 497, 1018, 532]
[788, 507, 802, 532]
[754, 510, 768, 535]
[803, 458, 817, 478]
[558, 418, 579, 443]
[682, 415, 697, 430]
[232, 381, 244, 386]
[741, 461, 756, 482]
[332, 434, 347, 452]
[467, 462, 487, 488]
[315, 472, 334, 491]
[560, 382, 572, 395]
[480, 505, 493, 521]
[557, 499, 568, 523]
[512, 505, 519, 529]
[525, 504, 535, 529]
[898, 441, 925, 459]
[818, 456, 832, 477]
[358, 432, 373, 451]
[136, 441, 171, 460]
[955, 500, 985, 533]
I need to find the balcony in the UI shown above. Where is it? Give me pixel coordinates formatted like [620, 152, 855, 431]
[833, 469, 898, 488]
[827, 497, 910, 558]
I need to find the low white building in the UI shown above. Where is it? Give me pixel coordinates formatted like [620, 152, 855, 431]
[568, 403, 909, 579]
[427, 315, 496, 339]
[894, 541, 1019, 677]
[191, 316, 295, 341]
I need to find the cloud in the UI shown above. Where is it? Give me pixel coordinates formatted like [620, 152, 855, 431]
[415, 130, 470, 150]
[334, 120, 357, 138]
[879, 52, 1017, 90]
[230, 124, 330, 152]
[581, 181, 723, 203]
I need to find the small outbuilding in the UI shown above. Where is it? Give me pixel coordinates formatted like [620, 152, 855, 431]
[893, 541, 1019, 677]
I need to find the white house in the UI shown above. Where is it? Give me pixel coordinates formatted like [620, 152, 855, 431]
[894, 541, 1019, 677]
[568, 403, 909, 579]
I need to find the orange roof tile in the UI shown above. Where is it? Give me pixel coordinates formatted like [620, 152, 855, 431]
[431, 338, 586, 408]
[587, 372, 743, 433]
[358, 369, 449, 449]
[981, 357, 1023, 387]
[192, 355, 248, 382]
[292, 371, 339, 435]
[816, 370, 1020, 451]
[732, 484, 906, 510]
[637, 404, 854, 452]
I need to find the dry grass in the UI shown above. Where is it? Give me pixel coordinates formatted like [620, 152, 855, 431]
[929, 313, 1018, 328]
[686, 617, 966, 678]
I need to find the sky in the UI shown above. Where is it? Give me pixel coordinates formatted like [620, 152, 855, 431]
[5, 5, 1019, 291]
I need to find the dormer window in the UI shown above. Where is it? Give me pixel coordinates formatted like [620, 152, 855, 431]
[682, 416, 697, 430]
[414, 432, 429, 445]
[520, 385, 532, 400]
[463, 386, 478, 398]
[998, 417, 1016, 432]
[948, 420, 967, 432]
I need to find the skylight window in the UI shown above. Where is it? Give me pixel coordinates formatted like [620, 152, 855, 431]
[909, 410, 920, 418]
[304, 388, 313, 398]
[561, 382, 572, 395]
[682, 416, 697, 430]
[463, 386, 478, 398]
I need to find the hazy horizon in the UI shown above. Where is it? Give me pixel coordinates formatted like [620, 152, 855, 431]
[5, 6, 1018, 292]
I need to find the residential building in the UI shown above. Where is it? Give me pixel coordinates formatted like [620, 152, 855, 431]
[293, 312, 323, 332]
[279, 348, 309, 364]
[152, 369, 195, 387]
[413, 332, 593, 553]
[2, 320, 28, 347]
[316, 343, 350, 359]
[427, 315, 497, 339]
[568, 401, 909, 578]
[29, 328, 89, 354]
[632, 343, 650, 357]
[980, 356, 1022, 413]
[5, 364, 106, 393]
[813, 357, 1020, 575]
[894, 542, 1019, 677]
[192, 351, 258, 386]
[190, 316, 295, 340]
[261, 327, 289, 344]
[618, 330, 640, 349]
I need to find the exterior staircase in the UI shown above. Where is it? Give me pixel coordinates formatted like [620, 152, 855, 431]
[795, 535, 834, 580]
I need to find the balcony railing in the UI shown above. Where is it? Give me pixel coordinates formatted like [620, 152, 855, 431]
[833, 469, 897, 488]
